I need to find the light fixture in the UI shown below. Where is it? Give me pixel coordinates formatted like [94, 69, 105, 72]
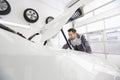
[0, 20, 30, 28]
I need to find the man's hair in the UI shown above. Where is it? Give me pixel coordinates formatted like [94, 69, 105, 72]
[68, 28, 76, 33]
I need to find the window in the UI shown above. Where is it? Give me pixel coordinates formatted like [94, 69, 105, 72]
[84, 0, 113, 13]
[106, 28, 120, 41]
[105, 28, 120, 54]
[94, 0, 120, 15]
[87, 21, 104, 32]
[87, 31, 104, 53]
[77, 26, 86, 34]
[87, 31, 103, 42]
[105, 15, 120, 29]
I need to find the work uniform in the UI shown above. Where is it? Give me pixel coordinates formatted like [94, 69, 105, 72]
[63, 34, 92, 53]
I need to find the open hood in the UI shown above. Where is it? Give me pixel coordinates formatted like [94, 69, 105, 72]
[40, 0, 93, 43]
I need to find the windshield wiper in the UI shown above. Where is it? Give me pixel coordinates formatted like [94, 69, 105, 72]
[0, 24, 26, 39]
[28, 33, 39, 41]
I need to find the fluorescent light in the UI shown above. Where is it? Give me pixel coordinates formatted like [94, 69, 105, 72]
[0, 20, 30, 29]
[66, 0, 79, 8]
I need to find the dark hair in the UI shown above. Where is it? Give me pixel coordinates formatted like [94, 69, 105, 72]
[68, 28, 76, 33]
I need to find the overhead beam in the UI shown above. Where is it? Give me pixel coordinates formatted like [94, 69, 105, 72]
[75, 6, 120, 28]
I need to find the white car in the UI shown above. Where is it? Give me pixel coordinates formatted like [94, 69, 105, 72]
[0, 0, 120, 80]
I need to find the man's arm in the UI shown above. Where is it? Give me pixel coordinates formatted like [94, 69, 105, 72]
[62, 43, 69, 49]
[81, 35, 92, 53]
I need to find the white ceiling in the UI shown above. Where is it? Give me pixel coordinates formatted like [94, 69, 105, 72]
[36, 0, 74, 11]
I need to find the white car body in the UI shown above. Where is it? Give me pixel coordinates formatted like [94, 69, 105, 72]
[0, 27, 120, 80]
[0, 0, 120, 80]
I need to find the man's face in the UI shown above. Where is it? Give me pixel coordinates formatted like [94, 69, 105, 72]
[68, 31, 77, 40]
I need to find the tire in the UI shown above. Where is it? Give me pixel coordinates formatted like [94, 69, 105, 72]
[23, 8, 39, 23]
[0, 0, 11, 15]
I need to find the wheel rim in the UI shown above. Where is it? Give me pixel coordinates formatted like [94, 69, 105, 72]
[26, 10, 37, 20]
[0, 0, 8, 11]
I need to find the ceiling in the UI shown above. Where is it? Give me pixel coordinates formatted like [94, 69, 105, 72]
[36, 0, 76, 11]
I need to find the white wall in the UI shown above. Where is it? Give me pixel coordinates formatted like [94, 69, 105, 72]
[74, 0, 120, 54]
[75, 0, 120, 68]
[49, 0, 120, 49]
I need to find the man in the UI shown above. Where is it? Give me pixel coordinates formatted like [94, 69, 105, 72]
[62, 28, 92, 53]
